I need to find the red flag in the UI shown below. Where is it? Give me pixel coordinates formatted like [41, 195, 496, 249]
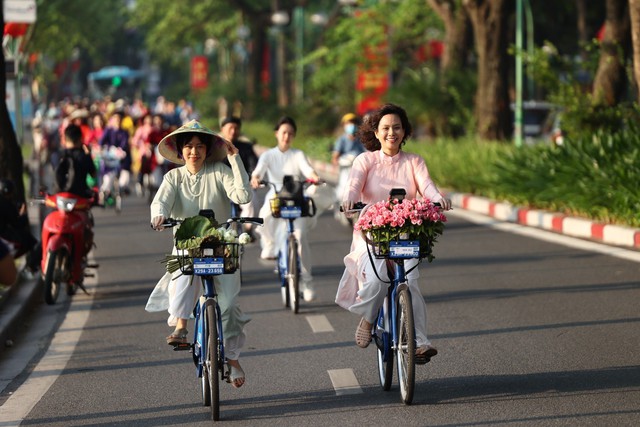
[190, 56, 209, 90]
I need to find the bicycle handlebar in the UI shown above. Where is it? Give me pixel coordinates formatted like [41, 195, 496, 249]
[339, 201, 442, 213]
[259, 178, 325, 191]
[151, 216, 263, 230]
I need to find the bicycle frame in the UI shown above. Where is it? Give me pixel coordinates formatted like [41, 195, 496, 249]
[192, 275, 225, 380]
[154, 211, 263, 420]
[276, 208, 302, 305]
[261, 176, 320, 313]
[374, 258, 409, 354]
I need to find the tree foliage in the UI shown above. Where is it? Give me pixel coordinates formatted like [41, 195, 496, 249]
[29, 0, 128, 63]
[305, 0, 442, 115]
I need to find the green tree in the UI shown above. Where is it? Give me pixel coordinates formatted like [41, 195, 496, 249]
[463, 0, 513, 141]
[592, 0, 631, 106]
[27, 0, 132, 99]
[305, 0, 440, 114]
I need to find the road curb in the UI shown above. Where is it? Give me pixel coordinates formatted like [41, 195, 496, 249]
[0, 275, 41, 348]
[451, 192, 640, 250]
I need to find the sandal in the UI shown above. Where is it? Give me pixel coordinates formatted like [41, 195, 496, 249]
[166, 328, 188, 346]
[355, 318, 372, 348]
[415, 344, 438, 365]
[227, 365, 245, 388]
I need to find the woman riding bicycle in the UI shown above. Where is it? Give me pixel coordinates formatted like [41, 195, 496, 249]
[250, 116, 320, 302]
[148, 119, 251, 388]
[336, 103, 451, 362]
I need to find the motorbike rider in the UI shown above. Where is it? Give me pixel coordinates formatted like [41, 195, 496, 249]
[331, 113, 364, 224]
[0, 178, 39, 272]
[54, 124, 97, 198]
[52, 124, 97, 260]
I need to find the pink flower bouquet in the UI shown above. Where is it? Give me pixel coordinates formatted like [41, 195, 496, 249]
[354, 198, 447, 262]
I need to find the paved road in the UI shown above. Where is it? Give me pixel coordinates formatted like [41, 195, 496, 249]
[1, 192, 639, 426]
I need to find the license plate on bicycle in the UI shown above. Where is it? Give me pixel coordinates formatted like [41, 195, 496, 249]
[280, 206, 302, 218]
[193, 257, 224, 275]
[389, 241, 420, 258]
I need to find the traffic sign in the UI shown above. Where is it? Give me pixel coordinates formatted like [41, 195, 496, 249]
[3, 0, 37, 23]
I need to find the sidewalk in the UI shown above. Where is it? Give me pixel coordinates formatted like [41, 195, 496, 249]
[2, 157, 638, 349]
[0, 159, 45, 349]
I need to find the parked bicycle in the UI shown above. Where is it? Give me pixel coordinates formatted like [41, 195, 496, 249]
[154, 210, 263, 421]
[343, 189, 443, 404]
[260, 176, 321, 313]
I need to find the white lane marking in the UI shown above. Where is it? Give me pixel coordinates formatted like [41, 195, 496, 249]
[449, 210, 640, 263]
[328, 368, 363, 395]
[306, 315, 334, 333]
[0, 265, 98, 425]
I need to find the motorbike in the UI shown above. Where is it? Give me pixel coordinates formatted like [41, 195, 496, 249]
[36, 190, 96, 304]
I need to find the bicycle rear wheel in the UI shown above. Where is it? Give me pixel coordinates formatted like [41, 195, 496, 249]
[396, 288, 416, 405]
[376, 309, 393, 391]
[287, 235, 299, 314]
[205, 303, 220, 420]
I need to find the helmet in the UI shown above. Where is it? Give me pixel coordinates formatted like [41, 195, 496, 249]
[341, 113, 357, 124]
[0, 179, 15, 197]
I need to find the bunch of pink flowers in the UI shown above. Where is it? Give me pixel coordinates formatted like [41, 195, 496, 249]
[355, 198, 446, 232]
[354, 198, 447, 261]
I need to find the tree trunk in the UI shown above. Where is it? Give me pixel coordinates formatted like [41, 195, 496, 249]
[629, 0, 640, 101]
[576, 0, 589, 60]
[592, 0, 631, 106]
[463, 0, 513, 141]
[427, 0, 472, 72]
[0, 7, 27, 206]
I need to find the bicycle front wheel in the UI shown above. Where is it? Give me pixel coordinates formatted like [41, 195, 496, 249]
[205, 303, 220, 420]
[396, 288, 416, 405]
[376, 310, 393, 391]
[287, 235, 299, 314]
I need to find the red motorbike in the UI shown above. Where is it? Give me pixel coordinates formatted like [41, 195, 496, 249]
[38, 191, 96, 304]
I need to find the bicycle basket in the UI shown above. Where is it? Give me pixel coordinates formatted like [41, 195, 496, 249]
[270, 196, 316, 218]
[175, 241, 240, 275]
[364, 231, 432, 259]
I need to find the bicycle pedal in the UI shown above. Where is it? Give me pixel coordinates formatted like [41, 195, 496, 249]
[84, 272, 95, 278]
[172, 343, 192, 351]
[87, 263, 99, 269]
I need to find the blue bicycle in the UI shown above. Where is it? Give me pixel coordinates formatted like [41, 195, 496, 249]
[344, 189, 441, 405]
[156, 210, 263, 420]
[262, 176, 319, 313]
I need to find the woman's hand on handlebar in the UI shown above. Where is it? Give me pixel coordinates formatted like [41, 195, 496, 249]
[151, 215, 166, 231]
[250, 176, 262, 189]
[438, 197, 452, 211]
[340, 200, 354, 214]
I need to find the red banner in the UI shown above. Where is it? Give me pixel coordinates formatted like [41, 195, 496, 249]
[356, 43, 390, 116]
[190, 56, 208, 90]
[3, 22, 29, 37]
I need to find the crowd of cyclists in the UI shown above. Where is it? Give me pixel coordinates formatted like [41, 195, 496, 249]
[3, 97, 452, 398]
[31, 96, 200, 201]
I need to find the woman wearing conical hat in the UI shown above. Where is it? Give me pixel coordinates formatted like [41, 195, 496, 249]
[148, 119, 251, 388]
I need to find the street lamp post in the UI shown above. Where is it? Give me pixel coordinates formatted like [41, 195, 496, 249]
[515, 0, 523, 147]
[271, 10, 290, 107]
[294, 6, 304, 103]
